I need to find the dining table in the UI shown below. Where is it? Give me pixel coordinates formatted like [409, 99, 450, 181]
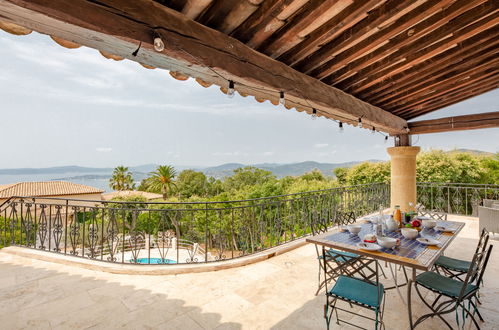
[306, 217, 465, 303]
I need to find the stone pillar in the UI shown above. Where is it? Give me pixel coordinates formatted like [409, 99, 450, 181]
[387, 146, 420, 213]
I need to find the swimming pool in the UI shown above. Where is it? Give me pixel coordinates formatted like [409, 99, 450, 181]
[131, 258, 176, 264]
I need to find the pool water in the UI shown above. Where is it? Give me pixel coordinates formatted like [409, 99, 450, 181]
[131, 258, 176, 264]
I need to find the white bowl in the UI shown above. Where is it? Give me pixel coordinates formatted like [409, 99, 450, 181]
[347, 224, 362, 234]
[422, 219, 436, 228]
[401, 228, 419, 240]
[377, 237, 397, 249]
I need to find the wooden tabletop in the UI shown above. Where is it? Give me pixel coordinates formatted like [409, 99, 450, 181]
[306, 221, 465, 271]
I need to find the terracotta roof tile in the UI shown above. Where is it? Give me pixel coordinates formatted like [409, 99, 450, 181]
[0, 181, 104, 198]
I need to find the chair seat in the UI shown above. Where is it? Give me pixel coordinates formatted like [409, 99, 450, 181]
[328, 275, 384, 308]
[416, 271, 478, 298]
[435, 255, 471, 272]
[319, 249, 359, 262]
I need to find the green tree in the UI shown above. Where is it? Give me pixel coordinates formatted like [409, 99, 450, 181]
[300, 169, 325, 181]
[109, 166, 135, 191]
[479, 153, 499, 184]
[223, 167, 276, 192]
[345, 162, 390, 185]
[146, 165, 177, 200]
[176, 170, 208, 199]
[333, 167, 348, 184]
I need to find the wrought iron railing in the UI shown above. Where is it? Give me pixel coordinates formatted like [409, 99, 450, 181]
[0, 183, 389, 264]
[417, 182, 499, 216]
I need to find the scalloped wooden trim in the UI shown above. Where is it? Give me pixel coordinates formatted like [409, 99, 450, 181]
[99, 50, 124, 61]
[50, 35, 80, 49]
[169, 71, 189, 80]
[0, 21, 31, 35]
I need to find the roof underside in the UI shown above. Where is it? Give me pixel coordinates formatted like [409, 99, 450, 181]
[156, 0, 498, 120]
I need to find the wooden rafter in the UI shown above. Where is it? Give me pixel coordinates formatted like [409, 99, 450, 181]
[261, 0, 351, 58]
[406, 80, 499, 119]
[362, 31, 499, 103]
[295, 0, 418, 74]
[0, 0, 407, 134]
[278, 0, 379, 66]
[381, 55, 499, 110]
[311, 0, 457, 81]
[338, 3, 499, 93]
[392, 70, 499, 115]
[322, 0, 487, 86]
[408, 112, 499, 134]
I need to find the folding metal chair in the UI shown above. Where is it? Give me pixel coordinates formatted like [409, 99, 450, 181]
[336, 210, 357, 225]
[434, 228, 489, 282]
[408, 244, 493, 329]
[324, 250, 385, 330]
[310, 216, 361, 295]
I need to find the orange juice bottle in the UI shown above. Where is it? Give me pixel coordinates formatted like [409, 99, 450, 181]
[393, 205, 402, 227]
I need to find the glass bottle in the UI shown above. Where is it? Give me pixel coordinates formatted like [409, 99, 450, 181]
[393, 205, 402, 227]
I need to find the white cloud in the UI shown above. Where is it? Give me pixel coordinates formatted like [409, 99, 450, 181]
[96, 147, 112, 152]
[314, 143, 329, 148]
[211, 151, 249, 156]
[262, 151, 274, 156]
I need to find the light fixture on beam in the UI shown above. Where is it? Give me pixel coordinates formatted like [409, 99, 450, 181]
[153, 34, 164, 52]
[384, 136, 388, 143]
[358, 118, 363, 128]
[339, 122, 344, 133]
[311, 108, 317, 120]
[279, 91, 285, 105]
[227, 80, 235, 98]
[371, 126, 376, 134]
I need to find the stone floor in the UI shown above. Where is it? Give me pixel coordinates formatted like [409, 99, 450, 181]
[0, 215, 498, 329]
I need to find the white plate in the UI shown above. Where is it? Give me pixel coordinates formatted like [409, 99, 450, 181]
[416, 237, 440, 246]
[415, 216, 432, 220]
[434, 226, 455, 233]
[357, 242, 382, 251]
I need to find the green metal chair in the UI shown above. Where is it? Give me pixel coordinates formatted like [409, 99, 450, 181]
[408, 244, 493, 329]
[324, 250, 385, 330]
[433, 228, 489, 282]
[310, 216, 361, 295]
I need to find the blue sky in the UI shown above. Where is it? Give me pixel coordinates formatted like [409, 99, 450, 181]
[0, 31, 497, 168]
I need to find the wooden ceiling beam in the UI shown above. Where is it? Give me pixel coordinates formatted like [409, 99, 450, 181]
[406, 85, 499, 120]
[261, 0, 352, 59]
[402, 80, 499, 119]
[380, 54, 499, 109]
[181, 0, 213, 20]
[278, 0, 379, 66]
[295, 0, 416, 74]
[363, 31, 499, 104]
[0, 0, 407, 134]
[407, 112, 499, 134]
[312, 0, 457, 81]
[391, 70, 499, 115]
[230, 0, 308, 48]
[338, 3, 499, 93]
[216, 0, 265, 35]
[322, 0, 486, 86]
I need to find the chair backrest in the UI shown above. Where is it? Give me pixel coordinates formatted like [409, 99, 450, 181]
[458, 244, 493, 300]
[328, 250, 383, 304]
[336, 211, 356, 226]
[310, 215, 329, 236]
[474, 228, 490, 256]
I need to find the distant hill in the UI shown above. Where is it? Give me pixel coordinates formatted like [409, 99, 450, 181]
[446, 149, 495, 156]
[201, 160, 384, 179]
[0, 148, 493, 181]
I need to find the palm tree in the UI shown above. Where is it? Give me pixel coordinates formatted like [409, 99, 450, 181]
[109, 166, 135, 191]
[148, 165, 177, 199]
